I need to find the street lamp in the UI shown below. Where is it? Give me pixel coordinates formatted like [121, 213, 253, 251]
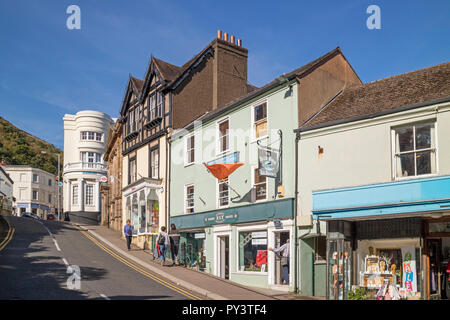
[41, 151, 61, 220]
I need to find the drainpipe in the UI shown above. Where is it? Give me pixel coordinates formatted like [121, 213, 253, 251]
[294, 130, 300, 293]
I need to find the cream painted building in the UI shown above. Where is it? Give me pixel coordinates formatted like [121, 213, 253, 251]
[296, 62, 450, 300]
[4, 165, 59, 218]
[63, 110, 115, 224]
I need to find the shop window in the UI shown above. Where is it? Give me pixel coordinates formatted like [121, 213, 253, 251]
[218, 179, 229, 207]
[126, 196, 131, 222]
[138, 190, 146, 234]
[185, 185, 194, 214]
[253, 102, 267, 140]
[393, 122, 436, 178]
[131, 194, 138, 235]
[315, 236, 327, 262]
[238, 231, 268, 272]
[147, 192, 159, 234]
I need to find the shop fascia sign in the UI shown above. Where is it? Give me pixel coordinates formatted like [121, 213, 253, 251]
[203, 211, 239, 226]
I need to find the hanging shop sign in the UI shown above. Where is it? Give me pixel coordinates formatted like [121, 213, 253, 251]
[401, 246, 417, 292]
[258, 146, 280, 178]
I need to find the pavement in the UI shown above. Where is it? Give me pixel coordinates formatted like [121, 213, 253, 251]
[80, 222, 325, 300]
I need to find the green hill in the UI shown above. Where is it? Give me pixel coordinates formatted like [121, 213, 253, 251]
[0, 116, 63, 176]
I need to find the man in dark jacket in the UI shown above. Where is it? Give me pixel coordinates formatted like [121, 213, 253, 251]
[169, 224, 180, 266]
[124, 219, 133, 250]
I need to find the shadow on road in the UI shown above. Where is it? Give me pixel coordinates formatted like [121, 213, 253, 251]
[0, 216, 108, 300]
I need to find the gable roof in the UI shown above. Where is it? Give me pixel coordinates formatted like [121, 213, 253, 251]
[120, 75, 144, 116]
[130, 76, 144, 94]
[299, 61, 450, 132]
[179, 47, 350, 131]
[153, 58, 181, 82]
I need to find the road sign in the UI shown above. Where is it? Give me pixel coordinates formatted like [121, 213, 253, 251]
[100, 176, 108, 183]
[58, 182, 63, 187]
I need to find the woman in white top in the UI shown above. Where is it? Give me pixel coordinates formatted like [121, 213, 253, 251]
[156, 226, 170, 266]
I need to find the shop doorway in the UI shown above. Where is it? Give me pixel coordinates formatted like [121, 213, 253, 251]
[427, 238, 450, 299]
[274, 231, 290, 285]
[218, 235, 229, 279]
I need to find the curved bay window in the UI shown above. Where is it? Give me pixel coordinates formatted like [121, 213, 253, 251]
[147, 189, 159, 233]
[131, 194, 138, 235]
[126, 189, 159, 236]
[139, 190, 146, 234]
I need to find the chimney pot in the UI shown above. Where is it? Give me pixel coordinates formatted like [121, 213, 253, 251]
[224, 32, 229, 42]
[237, 38, 242, 47]
[230, 35, 235, 44]
[217, 30, 222, 39]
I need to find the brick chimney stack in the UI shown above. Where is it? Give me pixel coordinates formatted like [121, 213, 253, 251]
[212, 30, 248, 109]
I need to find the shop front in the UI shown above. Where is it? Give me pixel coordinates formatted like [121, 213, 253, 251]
[123, 178, 162, 249]
[313, 175, 450, 300]
[170, 198, 294, 290]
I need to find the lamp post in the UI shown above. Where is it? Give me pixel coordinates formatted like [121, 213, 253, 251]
[41, 151, 61, 220]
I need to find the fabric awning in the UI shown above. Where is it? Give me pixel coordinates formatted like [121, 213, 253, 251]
[203, 162, 244, 181]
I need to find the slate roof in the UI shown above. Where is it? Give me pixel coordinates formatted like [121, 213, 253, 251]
[300, 61, 450, 131]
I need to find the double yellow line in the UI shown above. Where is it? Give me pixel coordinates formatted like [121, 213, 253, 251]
[0, 218, 15, 252]
[75, 226, 202, 300]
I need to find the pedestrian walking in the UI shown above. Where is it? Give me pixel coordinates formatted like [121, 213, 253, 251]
[124, 219, 134, 251]
[269, 239, 290, 285]
[155, 226, 170, 266]
[169, 224, 180, 266]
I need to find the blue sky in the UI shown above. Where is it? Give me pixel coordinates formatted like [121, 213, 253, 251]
[0, 0, 449, 150]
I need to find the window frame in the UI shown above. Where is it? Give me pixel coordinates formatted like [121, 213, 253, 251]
[85, 184, 94, 206]
[391, 120, 438, 180]
[216, 117, 230, 155]
[32, 189, 38, 201]
[252, 166, 268, 202]
[251, 100, 269, 142]
[184, 184, 195, 214]
[128, 157, 137, 185]
[236, 225, 269, 274]
[217, 178, 230, 209]
[33, 173, 39, 183]
[149, 146, 159, 179]
[184, 133, 195, 166]
[72, 184, 79, 205]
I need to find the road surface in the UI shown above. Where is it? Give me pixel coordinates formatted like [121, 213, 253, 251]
[0, 216, 198, 300]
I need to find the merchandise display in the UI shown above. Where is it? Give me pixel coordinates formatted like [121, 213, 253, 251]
[360, 255, 397, 289]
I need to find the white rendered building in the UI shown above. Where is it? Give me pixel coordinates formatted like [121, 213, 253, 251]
[0, 166, 14, 215]
[63, 110, 114, 224]
[3, 165, 59, 218]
